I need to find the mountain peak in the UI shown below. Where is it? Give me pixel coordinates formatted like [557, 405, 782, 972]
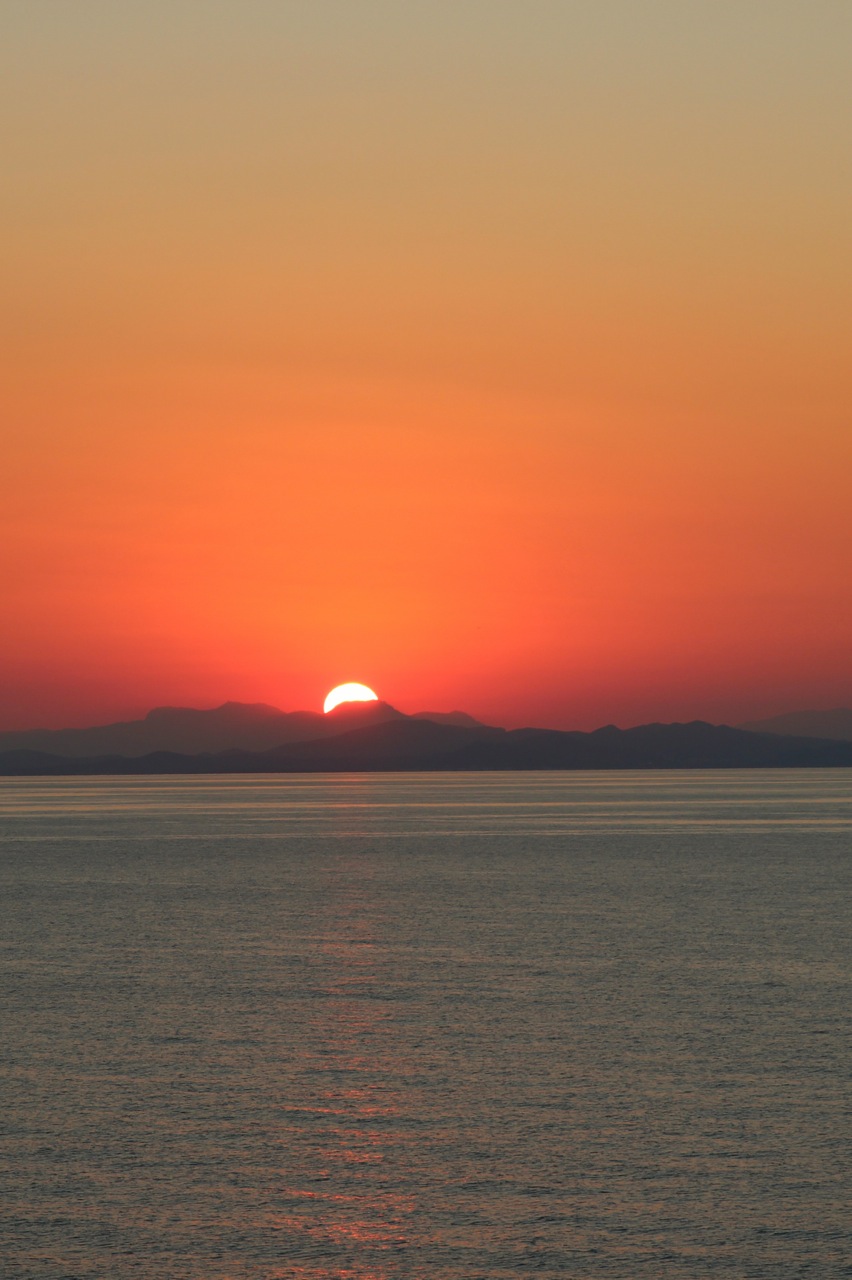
[144, 701, 284, 722]
[323, 699, 404, 723]
[739, 707, 852, 742]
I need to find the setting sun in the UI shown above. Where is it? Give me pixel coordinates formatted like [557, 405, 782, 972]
[323, 683, 379, 714]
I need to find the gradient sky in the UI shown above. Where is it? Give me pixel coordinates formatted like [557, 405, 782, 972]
[2, 1, 850, 730]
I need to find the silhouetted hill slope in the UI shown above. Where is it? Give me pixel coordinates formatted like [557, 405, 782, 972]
[0, 750, 77, 774]
[738, 708, 852, 742]
[2, 718, 851, 774]
[439, 722, 852, 769]
[0, 699, 404, 758]
[410, 710, 488, 728]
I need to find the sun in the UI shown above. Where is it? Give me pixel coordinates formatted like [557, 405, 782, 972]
[323, 682, 379, 714]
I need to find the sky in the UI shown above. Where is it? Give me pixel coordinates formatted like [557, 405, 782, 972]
[1, 1, 850, 730]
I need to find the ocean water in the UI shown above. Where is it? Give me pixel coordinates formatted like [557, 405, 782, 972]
[0, 770, 849, 1279]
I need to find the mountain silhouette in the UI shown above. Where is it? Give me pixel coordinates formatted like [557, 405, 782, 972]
[410, 710, 486, 728]
[1, 712, 850, 774]
[738, 707, 852, 742]
[0, 698, 406, 759]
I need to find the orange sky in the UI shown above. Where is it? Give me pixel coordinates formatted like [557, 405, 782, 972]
[1, 2, 850, 730]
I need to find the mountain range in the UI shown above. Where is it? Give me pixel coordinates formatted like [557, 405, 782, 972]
[1, 701, 851, 774]
[737, 708, 852, 741]
[0, 699, 483, 759]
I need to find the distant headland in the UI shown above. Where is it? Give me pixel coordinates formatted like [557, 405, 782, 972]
[0, 701, 850, 774]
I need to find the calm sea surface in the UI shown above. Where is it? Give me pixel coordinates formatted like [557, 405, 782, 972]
[1, 770, 849, 1279]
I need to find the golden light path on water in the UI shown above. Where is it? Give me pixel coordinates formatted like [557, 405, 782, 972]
[0, 771, 849, 1277]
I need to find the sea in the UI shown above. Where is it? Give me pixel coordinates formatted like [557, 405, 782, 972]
[0, 770, 849, 1279]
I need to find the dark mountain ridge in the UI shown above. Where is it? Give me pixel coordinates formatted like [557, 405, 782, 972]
[738, 707, 852, 742]
[1, 714, 850, 775]
[0, 698, 411, 759]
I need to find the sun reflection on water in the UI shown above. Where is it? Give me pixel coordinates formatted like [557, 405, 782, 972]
[278, 833, 416, 1276]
